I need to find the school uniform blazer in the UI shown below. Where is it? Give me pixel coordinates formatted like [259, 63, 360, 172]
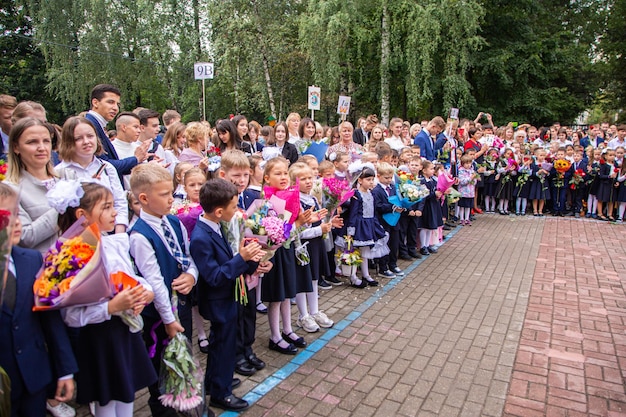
[84, 112, 138, 176]
[242, 189, 261, 210]
[0, 247, 78, 395]
[372, 183, 399, 229]
[569, 161, 587, 176]
[190, 221, 257, 313]
[281, 142, 299, 165]
[413, 129, 435, 161]
[353, 128, 367, 146]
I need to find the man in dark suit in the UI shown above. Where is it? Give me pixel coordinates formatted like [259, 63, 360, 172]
[0, 188, 78, 417]
[84, 84, 150, 178]
[189, 179, 265, 412]
[353, 114, 378, 146]
[413, 116, 446, 162]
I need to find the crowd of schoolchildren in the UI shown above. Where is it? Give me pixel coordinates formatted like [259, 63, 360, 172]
[1, 86, 624, 417]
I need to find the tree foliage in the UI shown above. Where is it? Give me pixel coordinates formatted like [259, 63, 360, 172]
[0, 0, 617, 125]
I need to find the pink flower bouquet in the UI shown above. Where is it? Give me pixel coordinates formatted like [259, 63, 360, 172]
[171, 201, 203, 237]
[244, 199, 294, 262]
[322, 177, 354, 216]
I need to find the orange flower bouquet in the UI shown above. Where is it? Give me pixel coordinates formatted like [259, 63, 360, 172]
[553, 159, 572, 189]
[33, 218, 110, 311]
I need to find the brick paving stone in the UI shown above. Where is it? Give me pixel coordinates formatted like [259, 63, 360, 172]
[504, 218, 626, 417]
[70, 215, 625, 417]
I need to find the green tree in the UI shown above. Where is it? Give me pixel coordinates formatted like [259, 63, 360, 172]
[0, 0, 65, 122]
[600, 0, 626, 120]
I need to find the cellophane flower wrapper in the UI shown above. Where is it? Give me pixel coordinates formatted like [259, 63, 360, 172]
[222, 211, 250, 304]
[446, 188, 462, 205]
[322, 177, 354, 216]
[171, 201, 203, 237]
[110, 271, 144, 333]
[335, 237, 362, 266]
[436, 171, 455, 202]
[159, 292, 205, 414]
[396, 183, 430, 208]
[262, 182, 301, 225]
[244, 199, 294, 263]
[32, 218, 110, 311]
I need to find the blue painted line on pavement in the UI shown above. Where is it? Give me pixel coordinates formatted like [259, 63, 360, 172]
[219, 225, 461, 415]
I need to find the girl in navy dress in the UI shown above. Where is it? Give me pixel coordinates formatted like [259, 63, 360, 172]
[261, 157, 313, 354]
[495, 148, 515, 215]
[616, 158, 626, 222]
[50, 181, 156, 417]
[585, 148, 602, 218]
[513, 154, 533, 215]
[346, 165, 389, 288]
[415, 161, 443, 255]
[596, 148, 618, 221]
[482, 148, 499, 213]
[289, 162, 341, 331]
[529, 148, 552, 216]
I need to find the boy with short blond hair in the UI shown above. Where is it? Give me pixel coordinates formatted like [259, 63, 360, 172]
[129, 163, 198, 417]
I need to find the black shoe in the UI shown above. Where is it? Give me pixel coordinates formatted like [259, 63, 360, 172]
[282, 332, 306, 348]
[269, 339, 298, 355]
[419, 247, 430, 256]
[399, 254, 413, 261]
[443, 224, 451, 231]
[364, 277, 379, 286]
[232, 378, 241, 389]
[408, 250, 422, 259]
[247, 353, 266, 370]
[235, 359, 256, 376]
[351, 278, 368, 288]
[325, 275, 343, 286]
[210, 394, 249, 411]
[198, 337, 209, 354]
[317, 277, 332, 290]
[427, 246, 438, 254]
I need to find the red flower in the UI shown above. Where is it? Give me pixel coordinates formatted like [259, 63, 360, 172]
[0, 209, 12, 230]
[600, 159, 606, 165]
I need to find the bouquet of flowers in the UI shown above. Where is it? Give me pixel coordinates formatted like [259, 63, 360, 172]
[110, 271, 145, 333]
[33, 219, 110, 310]
[206, 144, 221, 158]
[170, 200, 203, 236]
[0, 159, 7, 181]
[0, 208, 13, 310]
[515, 171, 530, 197]
[436, 170, 456, 203]
[159, 291, 205, 413]
[296, 138, 312, 155]
[244, 198, 293, 262]
[394, 170, 429, 208]
[446, 188, 462, 205]
[569, 169, 586, 190]
[553, 158, 572, 189]
[336, 236, 362, 276]
[322, 177, 354, 216]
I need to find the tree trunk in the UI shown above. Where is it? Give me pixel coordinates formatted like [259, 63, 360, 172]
[258, 35, 277, 119]
[192, 0, 202, 57]
[380, 0, 390, 126]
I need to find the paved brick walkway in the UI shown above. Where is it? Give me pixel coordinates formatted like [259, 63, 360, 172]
[504, 218, 626, 417]
[72, 215, 626, 417]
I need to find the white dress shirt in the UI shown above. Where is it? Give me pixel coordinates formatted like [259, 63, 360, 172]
[129, 210, 198, 325]
[55, 158, 128, 227]
[385, 136, 405, 151]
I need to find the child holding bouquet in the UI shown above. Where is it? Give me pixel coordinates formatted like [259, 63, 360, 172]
[416, 161, 443, 256]
[495, 148, 516, 215]
[585, 148, 602, 218]
[261, 157, 313, 354]
[0, 184, 78, 417]
[569, 151, 587, 217]
[529, 148, 552, 216]
[189, 179, 265, 411]
[345, 164, 389, 288]
[289, 162, 341, 331]
[457, 155, 478, 225]
[128, 164, 198, 417]
[596, 148, 618, 221]
[49, 181, 156, 417]
[513, 154, 533, 216]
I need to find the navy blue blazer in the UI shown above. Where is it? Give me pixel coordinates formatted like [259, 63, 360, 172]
[84, 112, 138, 177]
[372, 183, 399, 229]
[0, 247, 78, 395]
[189, 220, 257, 312]
[281, 142, 299, 165]
[242, 189, 261, 210]
[414, 129, 435, 161]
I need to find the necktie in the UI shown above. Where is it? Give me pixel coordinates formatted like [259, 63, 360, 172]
[238, 194, 244, 209]
[161, 219, 190, 271]
[386, 185, 393, 196]
[3, 269, 16, 311]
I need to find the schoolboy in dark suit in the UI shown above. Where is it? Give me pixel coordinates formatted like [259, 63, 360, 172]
[0, 184, 78, 417]
[189, 179, 265, 412]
